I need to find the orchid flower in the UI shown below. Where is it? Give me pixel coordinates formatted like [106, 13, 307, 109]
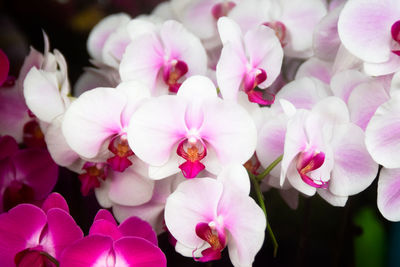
[128, 75, 257, 179]
[62, 81, 150, 172]
[0, 193, 83, 267]
[165, 164, 266, 266]
[0, 49, 10, 87]
[280, 97, 378, 205]
[0, 135, 58, 212]
[119, 19, 207, 95]
[228, 0, 327, 58]
[60, 209, 166, 267]
[338, 0, 400, 75]
[216, 17, 283, 105]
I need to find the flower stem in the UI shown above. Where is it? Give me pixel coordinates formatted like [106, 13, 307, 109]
[256, 154, 283, 182]
[249, 171, 279, 257]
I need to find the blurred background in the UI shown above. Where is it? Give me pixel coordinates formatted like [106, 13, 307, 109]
[0, 0, 399, 266]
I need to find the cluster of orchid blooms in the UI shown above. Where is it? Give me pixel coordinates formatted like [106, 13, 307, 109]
[1, 0, 400, 266]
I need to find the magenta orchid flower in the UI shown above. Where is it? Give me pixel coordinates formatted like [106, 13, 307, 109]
[0, 49, 10, 87]
[280, 97, 378, 205]
[216, 17, 283, 105]
[165, 164, 266, 266]
[0, 135, 58, 212]
[119, 19, 207, 95]
[128, 75, 257, 179]
[0, 193, 83, 267]
[62, 81, 150, 172]
[60, 209, 166, 267]
[338, 0, 400, 75]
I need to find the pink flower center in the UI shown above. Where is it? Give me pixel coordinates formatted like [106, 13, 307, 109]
[177, 137, 207, 178]
[243, 68, 275, 105]
[194, 222, 226, 262]
[263, 21, 287, 47]
[14, 247, 58, 267]
[3, 180, 35, 212]
[296, 149, 328, 189]
[391, 20, 400, 56]
[78, 162, 108, 196]
[107, 134, 134, 172]
[211, 1, 236, 20]
[163, 59, 188, 93]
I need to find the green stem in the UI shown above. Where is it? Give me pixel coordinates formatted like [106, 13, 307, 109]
[249, 171, 279, 257]
[256, 154, 283, 182]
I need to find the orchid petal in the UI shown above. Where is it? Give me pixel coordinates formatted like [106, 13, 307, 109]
[377, 168, 400, 221]
[41, 193, 69, 214]
[119, 216, 158, 245]
[62, 87, 126, 159]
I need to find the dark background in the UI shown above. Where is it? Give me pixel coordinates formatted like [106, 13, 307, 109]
[1, 0, 398, 266]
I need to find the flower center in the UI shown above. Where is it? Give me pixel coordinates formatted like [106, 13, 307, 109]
[163, 59, 188, 93]
[391, 20, 400, 56]
[242, 68, 275, 105]
[211, 1, 236, 20]
[194, 221, 226, 262]
[107, 134, 134, 172]
[296, 149, 328, 188]
[263, 21, 287, 47]
[177, 137, 207, 178]
[78, 162, 108, 196]
[14, 247, 58, 267]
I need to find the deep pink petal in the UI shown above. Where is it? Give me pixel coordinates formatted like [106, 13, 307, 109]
[94, 209, 117, 224]
[13, 148, 58, 200]
[0, 204, 46, 266]
[42, 208, 83, 258]
[59, 235, 113, 267]
[0, 49, 10, 86]
[89, 219, 122, 241]
[41, 193, 69, 214]
[119, 216, 158, 245]
[114, 237, 166, 267]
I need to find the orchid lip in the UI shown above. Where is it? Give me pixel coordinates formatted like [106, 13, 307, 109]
[177, 137, 207, 179]
[78, 162, 108, 196]
[296, 149, 329, 189]
[163, 59, 188, 93]
[107, 134, 134, 172]
[242, 68, 275, 105]
[193, 221, 227, 262]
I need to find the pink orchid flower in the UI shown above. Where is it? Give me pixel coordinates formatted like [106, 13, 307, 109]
[62, 81, 150, 172]
[128, 75, 257, 179]
[119, 19, 207, 95]
[228, 0, 327, 58]
[216, 17, 283, 105]
[0, 135, 58, 212]
[165, 164, 266, 266]
[338, 0, 400, 75]
[60, 209, 166, 267]
[280, 97, 378, 205]
[0, 193, 83, 267]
